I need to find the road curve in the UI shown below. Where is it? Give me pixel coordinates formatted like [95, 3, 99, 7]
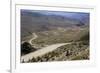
[21, 43, 71, 62]
[29, 33, 38, 45]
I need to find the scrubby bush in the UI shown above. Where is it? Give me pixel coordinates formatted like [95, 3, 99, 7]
[21, 42, 36, 56]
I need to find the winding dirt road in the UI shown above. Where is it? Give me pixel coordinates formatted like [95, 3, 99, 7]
[29, 33, 38, 45]
[21, 43, 71, 62]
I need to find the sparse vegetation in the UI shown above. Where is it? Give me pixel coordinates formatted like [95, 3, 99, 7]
[23, 41, 89, 63]
[21, 10, 90, 63]
[32, 28, 89, 46]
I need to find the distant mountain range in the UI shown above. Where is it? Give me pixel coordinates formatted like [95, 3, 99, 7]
[21, 10, 89, 24]
[21, 10, 89, 38]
